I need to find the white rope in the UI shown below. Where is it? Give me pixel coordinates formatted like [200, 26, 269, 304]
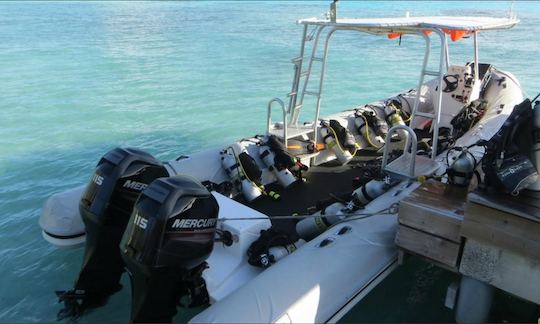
[217, 203, 399, 222]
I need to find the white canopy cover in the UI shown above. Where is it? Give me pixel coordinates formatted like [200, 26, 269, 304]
[298, 16, 519, 33]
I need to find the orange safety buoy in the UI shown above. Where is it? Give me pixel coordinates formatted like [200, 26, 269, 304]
[387, 33, 401, 39]
[442, 28, 469, 42]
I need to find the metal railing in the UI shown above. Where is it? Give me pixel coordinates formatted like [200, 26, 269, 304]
[266, 97, 288, 146]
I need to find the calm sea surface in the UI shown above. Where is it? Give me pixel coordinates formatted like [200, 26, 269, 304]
[1, 1, 540, 322]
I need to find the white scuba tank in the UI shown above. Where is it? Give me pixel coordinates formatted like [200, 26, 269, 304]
[268, 239, 306, 263]
[350, 180, 389, 206]
[448, 150, 476, 187]
[354, 115, 385, 148]
[528, 101, 540, 191]
[295, 202, 347, 241]
[220, 144, 262, 202]
[320, 126, 353, 165]
[384, 104, 408, 140]
[259, 144, 297, 188]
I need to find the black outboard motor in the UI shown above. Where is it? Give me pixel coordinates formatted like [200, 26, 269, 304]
[56, 147, 168, 320]
[120, 175, 219, 323]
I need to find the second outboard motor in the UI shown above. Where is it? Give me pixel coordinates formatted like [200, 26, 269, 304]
[121, 176, 219, 323]
[56, 147, 168, 320]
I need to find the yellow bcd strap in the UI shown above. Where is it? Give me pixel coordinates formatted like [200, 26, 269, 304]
[267, 190, 281, 200]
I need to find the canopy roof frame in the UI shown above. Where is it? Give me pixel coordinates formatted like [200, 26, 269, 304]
[268, 15, 518, 149]
[287, 24, 452, 157]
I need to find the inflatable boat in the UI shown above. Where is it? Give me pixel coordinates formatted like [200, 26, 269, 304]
[39, 10, 528, 323]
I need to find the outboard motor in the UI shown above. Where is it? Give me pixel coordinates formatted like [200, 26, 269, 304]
[56, 147, 168, 320]
[120, 176, 219, 323]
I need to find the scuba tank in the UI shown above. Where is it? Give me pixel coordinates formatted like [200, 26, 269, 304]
[247, 227, 299, 268]
[320, 121, 353, 165]
[447, 149, 476, 187]
[295, 202, 347, 241]
[268, 239, 306, 263]
[296, 179, 390, 241]
[220, 143, 263, 202]
[354, 112, 385, 149]
[120, 176, 219, 323]
[528, 100, 540, 191]
[259, 136, 297, 188]
[55, 148, 169, 321]
[384, 101, 408, 140]
[350, 179, 389, 206]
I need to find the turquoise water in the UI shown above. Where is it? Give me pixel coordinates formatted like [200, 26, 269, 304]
[1, 1, 540, 322]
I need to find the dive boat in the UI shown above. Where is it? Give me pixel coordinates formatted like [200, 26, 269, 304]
[40, 9, 533, 323]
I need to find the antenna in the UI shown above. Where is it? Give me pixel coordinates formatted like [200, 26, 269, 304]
[508, 0, 516, 19]
[329, 0, 339, 23]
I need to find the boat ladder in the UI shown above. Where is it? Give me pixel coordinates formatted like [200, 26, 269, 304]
[382, 30, 450, 179]
[267, 24, 328, 147]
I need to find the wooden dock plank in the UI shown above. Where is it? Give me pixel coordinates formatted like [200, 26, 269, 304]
[399, 202, 463, 243]
[395, 225, 461, 268]
[468, 191, 540, 223]
[398, 180, 466, 243]
[460, 239, 540, 305]
[462, 202, 540, 260]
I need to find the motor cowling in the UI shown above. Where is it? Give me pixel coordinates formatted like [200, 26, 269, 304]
[56, 147, 168, 320]
[120, 175, 219, 323]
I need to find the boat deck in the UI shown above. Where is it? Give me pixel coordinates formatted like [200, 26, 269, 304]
[247, 156, 380, 238]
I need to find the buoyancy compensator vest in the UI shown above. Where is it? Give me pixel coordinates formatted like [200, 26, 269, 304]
[56, 148, 169, 321]
[482, 99, 539, 194]
[528, 100, 540, 191]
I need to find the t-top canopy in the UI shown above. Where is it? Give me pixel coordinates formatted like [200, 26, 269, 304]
[298, 16, 519, 33]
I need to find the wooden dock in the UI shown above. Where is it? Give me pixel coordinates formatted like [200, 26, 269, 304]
[396, 179, 540, 308]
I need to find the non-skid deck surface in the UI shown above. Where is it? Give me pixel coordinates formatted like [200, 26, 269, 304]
[246, 158, 377, 237]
